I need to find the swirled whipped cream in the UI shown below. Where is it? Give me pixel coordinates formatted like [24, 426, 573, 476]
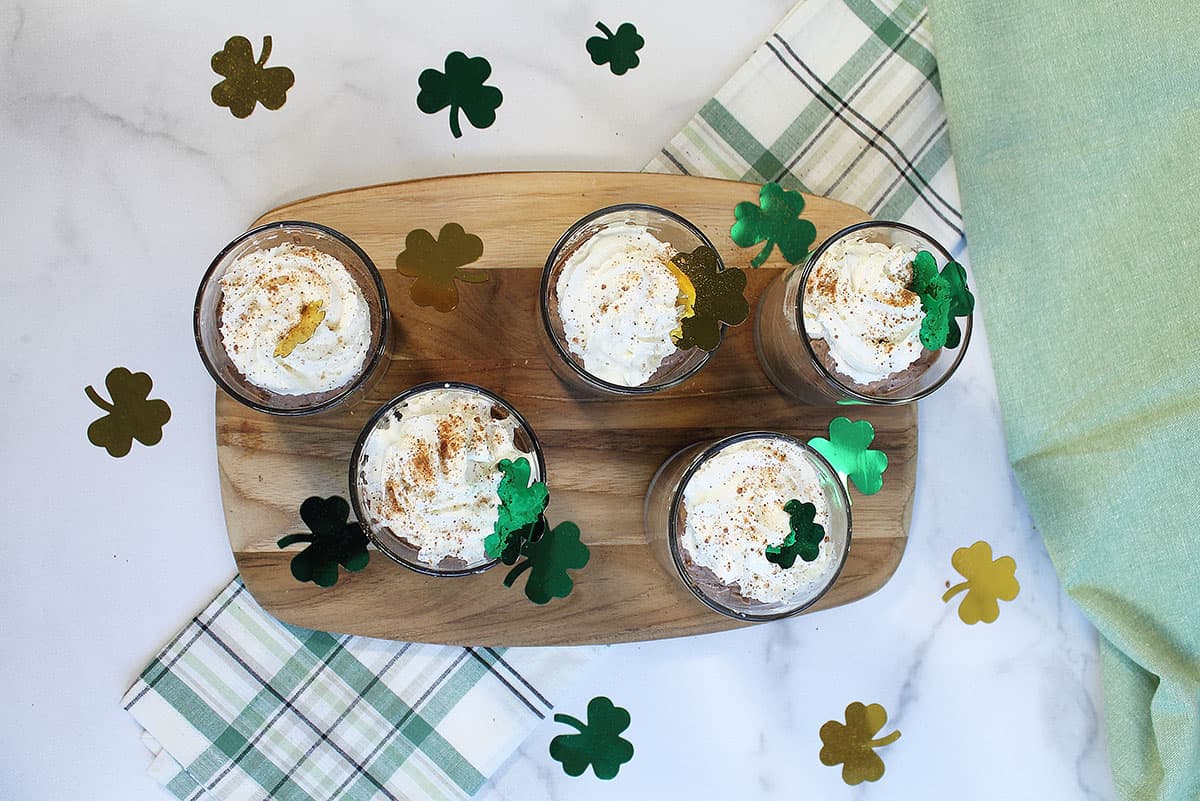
[802, 236, 924, 385]
[218, 243, 371, 394]
[681, 438, 838, 604]
[555, 222, 687, 386]
[357, 387, 532, 567]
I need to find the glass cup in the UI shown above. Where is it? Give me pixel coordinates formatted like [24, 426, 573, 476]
[194, 220, 391, 415]
[540, 204, 723, 395]
[644, 431, 852, 621]
[349, 381, 545, 577]
[754, 220, 973, 404]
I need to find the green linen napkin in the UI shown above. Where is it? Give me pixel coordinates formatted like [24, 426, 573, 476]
[122, 578, 597, 801]
[924, 4, 1200, 800]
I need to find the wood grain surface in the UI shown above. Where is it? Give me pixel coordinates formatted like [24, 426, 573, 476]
[218, 171, 915, 645]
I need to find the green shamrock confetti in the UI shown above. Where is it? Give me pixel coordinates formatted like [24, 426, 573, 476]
[550, 696, 635, 780]
[766, 499, 825, 568]
[729, 182, 817, 267]
[943, 540, 1020, 624]
[85, 367, 171, 458]
[395, 223, 488, 312]
[210, 35, 295, 119]
[484, 457, 549, 560]
[277, 496, 369, 587]
[416, 52, 502, 138]
[504, 520, 590, 604]
[819, 701, 901, 785]
[669, 245, 748, 351]
[908, 250, 974, 350]
[586, 22, 644, 75]
[808, 416, 888, 495]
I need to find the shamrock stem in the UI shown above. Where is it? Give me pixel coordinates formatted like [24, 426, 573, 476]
[84, 385, 113, 412]
[503, 559, 533, 587]
[595, 21, 614, 38]
[942, 581, 970, 602]
[258, 35, 272, 67]
[869, 730, 901, 748]
[553, 713, 587, 733]
[277, 533, 315, 548]
[751, 240, 774, 268]
[448, 105, 463, 138]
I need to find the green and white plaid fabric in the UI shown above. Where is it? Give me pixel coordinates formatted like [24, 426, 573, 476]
[647, 0, 964, 257]
[122, 579, 597, 801]
[125, 2, 960, 798]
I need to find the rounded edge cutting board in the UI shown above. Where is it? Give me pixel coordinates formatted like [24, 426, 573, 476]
[218, 172, 915, 646]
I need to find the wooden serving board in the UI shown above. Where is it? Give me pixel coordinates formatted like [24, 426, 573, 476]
[219, 172, 915, 646]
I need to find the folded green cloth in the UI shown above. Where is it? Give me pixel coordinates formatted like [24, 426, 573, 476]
[926, 4, 1200, 799]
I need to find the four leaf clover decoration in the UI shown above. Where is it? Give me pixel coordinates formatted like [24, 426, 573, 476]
[417, 52, 503, 138]
[909, 250, 975, 350]
[765, 499, 825, 568]
[586, 22, 644, 75]
[808, 416, 888, 495]
[550, 696, 635, 779]
[730, 182, 817, 267]
[85, 367, 172, 457]
[819, 701, 901, 785]
[943, 540, 1020, 624]
[395, 223, 488, 312]
[669, 246, 749, 351]
[210, 35, 295, 118]
[277, 496, 369, 587]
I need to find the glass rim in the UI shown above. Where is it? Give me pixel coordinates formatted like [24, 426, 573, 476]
[796, 219, 973, 404]
[193, 219, 391, 416]
[539, 203, 723, 395]
[666, 430, 854, 621]
[348, 381, 546, 577]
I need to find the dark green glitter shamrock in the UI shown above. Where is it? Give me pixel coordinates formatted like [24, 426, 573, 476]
[808, 417, 888, 495]
[416, 52, 503, 138]
[503, 520, 590, 604]
[395, 223, 488, 312]
[670, 245, 749, 351]
[276, 496, 369, 587]
[550, 696, 635, 780]
[730, 182, 817, 267]
[210, 35, 295, 119]
[85, 367, 172, 457]
[484, 457, 549, 560]
[766, 499, 826, 568]
[908, 250, 974, 350]
[586, 22, 644, 75]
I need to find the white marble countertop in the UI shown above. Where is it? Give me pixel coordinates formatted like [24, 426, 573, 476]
[0, 1, 1115, 799]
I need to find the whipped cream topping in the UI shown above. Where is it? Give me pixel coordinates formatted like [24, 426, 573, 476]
[802, 236, 924, 385]
[357, 388, 533, 568]
[555, 222, 686, 386]
[218, 242, 371, 395]
[680, 438, 838, 604]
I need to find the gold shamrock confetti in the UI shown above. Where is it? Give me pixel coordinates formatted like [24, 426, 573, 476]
[818, 701, 901, 785]
[942, 540, 1020, 624]
[669, 245, 748, 351]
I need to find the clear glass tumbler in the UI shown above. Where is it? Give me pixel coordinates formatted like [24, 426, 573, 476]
[194, 220, 391, 415]
[754, 220, 972, 404]
[644, 431, 852, 621]
[540, 204, 723, 395]
[349, 381, 545, 577]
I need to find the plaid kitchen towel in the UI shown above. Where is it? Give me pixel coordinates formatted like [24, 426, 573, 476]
[122, 578, 598, 801]
[646, 0, 964, 258]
